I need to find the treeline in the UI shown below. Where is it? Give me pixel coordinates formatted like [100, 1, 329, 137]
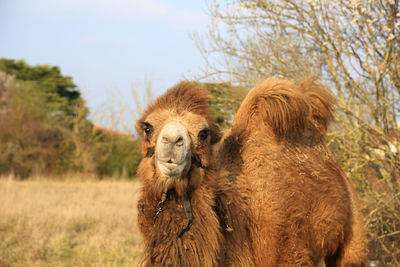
[0, 59, 247, 179]
[0, 58, 141, 178]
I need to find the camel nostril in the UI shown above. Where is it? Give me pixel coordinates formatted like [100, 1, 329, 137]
[167, 159, 173, 163]
[161, 136, 170, 144]
[175, 137, 184, 146]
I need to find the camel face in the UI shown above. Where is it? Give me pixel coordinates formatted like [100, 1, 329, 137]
[137, 109, 213, 181]
[135, 82, 221, 198]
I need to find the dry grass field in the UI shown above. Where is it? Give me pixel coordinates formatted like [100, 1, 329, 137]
[0, 176, 143, 266]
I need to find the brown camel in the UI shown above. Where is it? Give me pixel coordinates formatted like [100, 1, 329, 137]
[135, 82, 253, 266]
[135, 79, 368, 266]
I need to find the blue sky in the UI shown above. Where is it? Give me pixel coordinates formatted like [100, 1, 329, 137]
[0, 0, 219, 128]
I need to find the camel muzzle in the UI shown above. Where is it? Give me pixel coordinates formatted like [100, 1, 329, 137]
[155, 120, 191, 178]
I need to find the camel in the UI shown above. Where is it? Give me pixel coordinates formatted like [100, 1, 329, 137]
[135, 82, 253, 266]
[135, 79, 368, 266]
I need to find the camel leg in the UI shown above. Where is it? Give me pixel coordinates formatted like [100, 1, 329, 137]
[324, 239, 367, 267]
[335, 180, 368, 267]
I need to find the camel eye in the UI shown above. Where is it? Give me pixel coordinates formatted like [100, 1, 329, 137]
[141, 122, 153, 139]
[198, 128, 210, 142]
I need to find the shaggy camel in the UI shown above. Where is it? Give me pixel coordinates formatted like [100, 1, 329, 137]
[135, 82, 253, 266]
[135, 79, 368, 266]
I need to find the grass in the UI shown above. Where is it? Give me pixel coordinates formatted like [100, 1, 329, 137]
[0, 176, 143, 266]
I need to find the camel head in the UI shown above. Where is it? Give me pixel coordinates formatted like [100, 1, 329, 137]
[135, 82, 221, 197]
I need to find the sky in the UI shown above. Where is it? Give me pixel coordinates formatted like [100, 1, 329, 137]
[0, 0, 219, 129]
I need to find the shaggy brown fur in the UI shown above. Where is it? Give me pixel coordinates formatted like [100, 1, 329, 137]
[136, 79, 368, 266]
[216, 78, 368, 266]
[135, 82, 253, 266]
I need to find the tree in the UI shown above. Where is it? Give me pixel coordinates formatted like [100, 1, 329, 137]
[195, 0, 399, 129]
[0, 59, 142, 179]
[200, 82, 247, 129]
[194, 0, 400, 264]
[0, 72, 67, 177]
[0, 58, 92, 177]
[0, 58, 86, 125]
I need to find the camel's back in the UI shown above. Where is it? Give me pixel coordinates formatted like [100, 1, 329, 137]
[215, 78, 366, 265]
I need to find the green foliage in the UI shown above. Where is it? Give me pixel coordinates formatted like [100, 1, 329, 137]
[93, 132, 142, 178]
[0, 58, 85, 125]
[0, 78, 66, 177]
[200, 82, 247, 129]
[0, 59, 142, 179]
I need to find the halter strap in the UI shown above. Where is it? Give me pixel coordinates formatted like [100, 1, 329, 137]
[177, 193, 194, 238]
[145, 147, 155, 158]
[145, 146, 199, 238]
[191, 154, 205, 169]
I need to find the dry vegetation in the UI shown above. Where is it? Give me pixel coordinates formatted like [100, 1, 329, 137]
[194, 0, 400, 264]
[0, 176, 143, 266]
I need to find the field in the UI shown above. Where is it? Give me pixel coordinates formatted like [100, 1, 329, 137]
[0, 177, 143, 266]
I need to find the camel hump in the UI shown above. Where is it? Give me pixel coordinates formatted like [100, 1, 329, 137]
[232, 78, 335, 139]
